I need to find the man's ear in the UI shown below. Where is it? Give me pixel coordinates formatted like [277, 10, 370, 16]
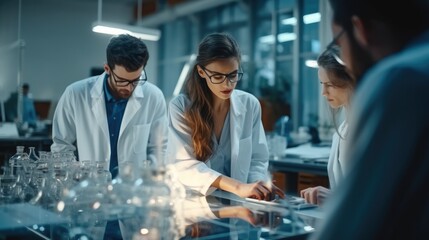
[104, 64, 110, 74]
[351, 15, 369, 48]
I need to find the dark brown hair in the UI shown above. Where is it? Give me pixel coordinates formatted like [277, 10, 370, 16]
[106, 34, 149, 71]
[183, 32, 241, 161]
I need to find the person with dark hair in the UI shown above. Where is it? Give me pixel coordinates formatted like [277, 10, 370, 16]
[4, 83, 37, 128]
[51, 34, 168, 179]
[167, 32, 284, 200]
[300, 46, 355, 205]
[51, 34, 168, 239]
[311, 0, 429, 239]
[21, 83, 37, 128]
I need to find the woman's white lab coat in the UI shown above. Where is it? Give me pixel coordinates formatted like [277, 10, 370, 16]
[167, 90, 269, 195]
[327, 121, 348, 189]
[51, 73, 168, 168]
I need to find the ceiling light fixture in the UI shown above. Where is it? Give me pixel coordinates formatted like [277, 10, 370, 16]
[305, 59, 318, 68]
[92, 0, 161, 41]
[92, 21, 161, 41]
[282, 12, 321, 25]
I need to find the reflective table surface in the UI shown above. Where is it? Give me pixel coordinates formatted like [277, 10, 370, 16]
[0, 190, 322, 239]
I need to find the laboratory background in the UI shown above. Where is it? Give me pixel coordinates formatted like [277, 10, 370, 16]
[0, 0, 338, 239]
[1, 0, 332, 132]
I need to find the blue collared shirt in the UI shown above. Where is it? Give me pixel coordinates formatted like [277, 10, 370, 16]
[22, 95, 37, 127]
[103, 75, 128, 178]
[210, 111, 232, 177]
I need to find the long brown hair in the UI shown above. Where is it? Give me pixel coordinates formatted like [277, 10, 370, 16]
[183, 32, 241, 161]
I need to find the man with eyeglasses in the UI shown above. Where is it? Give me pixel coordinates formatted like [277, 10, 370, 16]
[311, 0, 429, 239]
[51, 34, 168, 239]
[51, 34, 168, 238]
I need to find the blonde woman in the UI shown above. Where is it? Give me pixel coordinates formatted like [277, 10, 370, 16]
[300, 46, 355, 205]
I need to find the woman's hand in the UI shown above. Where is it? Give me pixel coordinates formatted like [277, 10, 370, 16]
[236, 181, 286, 200]
[212, 176, 285, 200]
[300, 186, 330, 205]
[236, 181, 272, 199]
[217, 206, 256, 225]
[270, 182, 286, 200]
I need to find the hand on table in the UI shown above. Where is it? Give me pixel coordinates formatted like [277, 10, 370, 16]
[300, 186, 330, 205]
[237, 181, 285, 200]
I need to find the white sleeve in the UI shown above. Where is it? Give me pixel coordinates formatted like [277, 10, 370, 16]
[146, 88, 168, 167]
[247, 97, 269, 183]
[167, 96, 221, 195]
[51, 86, 77, 153]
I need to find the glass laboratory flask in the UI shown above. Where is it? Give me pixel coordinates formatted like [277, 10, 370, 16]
[9, 146, 29, 175]
[57, 164, 108, 230]
[0, 166, 18, 204]
[106, 161, 141, 218]
[28, 146, 39, 168]
[120, 161, 177, 240]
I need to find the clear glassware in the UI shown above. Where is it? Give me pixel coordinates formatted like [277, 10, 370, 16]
[0, 166, 18, 204]
[25, 146, 40, 184]
[106, 161, 141, 218]
[95, 160, 112, 185]
[12, 165, 37, 203]
[9, 146, 29, 175]
[69, 161, 84, 186]
[64, 151, 77, 163]
[29, 175, 57, 210]
[28, 146, 39, 163]
[30, 152, 62, 208]
[36, 151, 49, 173]
[119, 161, 179, 240]
[56, 163, 108, 234]
[268, 133, 288, 160]
[51, 153, 69, 187]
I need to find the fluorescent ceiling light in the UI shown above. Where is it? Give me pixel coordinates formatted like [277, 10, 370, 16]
[259, 32, 296, 44]
[305, 60, 318, 68]
[92, 21, 161, 41]
[282, 12, 321, 25]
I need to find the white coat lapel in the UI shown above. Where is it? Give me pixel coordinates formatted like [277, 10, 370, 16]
[230, 91, 246, 180]
[119, 85, 143, 137]
[91, 74, 109, 142]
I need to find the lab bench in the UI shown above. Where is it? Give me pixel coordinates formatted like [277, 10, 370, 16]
[269, 143, 330, 195]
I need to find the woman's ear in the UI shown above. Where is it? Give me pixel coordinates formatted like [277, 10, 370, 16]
[196, 65, 206, 79]
[351, 15, 369, 48]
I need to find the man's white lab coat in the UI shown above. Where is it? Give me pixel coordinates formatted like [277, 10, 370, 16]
[51, 73, 168, 168]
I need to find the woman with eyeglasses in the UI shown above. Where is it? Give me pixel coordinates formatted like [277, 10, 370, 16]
[300, 46, 356, 205]
[167, 32, 284, 200]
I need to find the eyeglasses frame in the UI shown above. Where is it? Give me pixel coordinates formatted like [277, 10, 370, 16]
[109, 67, 147, 87]
[200, 65, 244, 84]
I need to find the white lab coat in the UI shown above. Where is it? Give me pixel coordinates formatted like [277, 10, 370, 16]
[51, 73, 168, 168]
[167, 90, 269, 195]
[327, 121, 348, 189]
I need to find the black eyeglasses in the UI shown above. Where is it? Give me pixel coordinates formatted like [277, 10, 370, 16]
[110, 69, 147, 87]
[326, 30, 345, 66]
[200, 65, 243, 84]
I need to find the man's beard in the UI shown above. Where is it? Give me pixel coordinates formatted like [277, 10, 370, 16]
[347, 37, 375, 86]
